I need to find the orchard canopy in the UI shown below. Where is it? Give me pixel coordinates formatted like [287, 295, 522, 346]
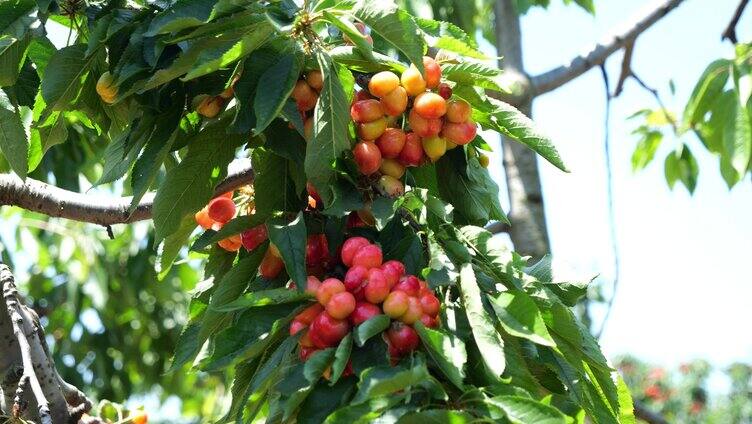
[0, 0, 635, 423]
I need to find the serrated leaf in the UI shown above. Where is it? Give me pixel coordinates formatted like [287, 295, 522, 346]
[397, 410, 475, 423]
[490, 290, 556, 347]
[486, 396, 567, 424]
[352, 361, 429, 404]
[304, 51, 351, 206]
[153, 119, 245, 243]
[458, 263, 505, 377]
[0, 105, 28, 179]
[324, 396, 403, 424]
[0, 34, 30, 87]
[156, 214, 196, 280]
[329, 333, 353, 385]
[354, 314, 390, 347]
[146, 0, 217, 36]
[252, 50, 303, 134]
[304, 348, 336, 383]
[192, 214, 266, 251]
[442, 62, 502, 91]
[414, 322, 466, 390]
[253, 148, 301, 216]
[213, 289, 311, 312]
[324, 11, 374, 61]
[40, 45, 99, 112]
[329, 46, 406, 73]
[351, 0, 425, 73]
[166, 322, 202, 373]
[267, 211, 307, 290]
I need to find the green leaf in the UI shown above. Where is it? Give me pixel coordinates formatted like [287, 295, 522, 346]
[329, 46, 406, 74]
[253, 50, 303, 134]
[683, 59, 731, 126]
[486, 396, 567, 424]
[156, 214, 196, 280]
[329, 333, 353, 385]
[153, 119, 245, 243]
[414, 17, 487, 60]
[252, 147, 300, 216]
[324, 396, 403, 423]
[414, 322, 466, 390]
[267, 212, 307, 290]
[351, 0, 425, 73]
[0, 34, 31, 87]
[352, 361, 430, 404]
[0, 105, 28, 179]
[442, 62, 502, 91]
[213, 289, 311, 312]
[323, 11, 374, 61]
[458, 263, 505, 377]
[0, 0, 37, 38]
[397, 410, 475, 423]
[354, 314, 390, 347]
[304, 348, 337, 383]
[490, 290, 556, 347]
[304, 51, 351, 206]
[631, 130, 662, 171]
[146, 0, 217, 36]
[166, 322, 202, 373]
[40, 45, 99, 112]
[616, 375, 636, 424]
[298, 379, 356, 424]
[192, 214, 266, 251]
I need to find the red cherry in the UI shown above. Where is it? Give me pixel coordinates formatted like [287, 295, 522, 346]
[353, 141, 382, 175]
[290, 320, 307, 336]
[241, 225, 268, 252]
[350, 301, 382, 325]
[382, 291, 409, 318]
[363, 268, 390, 304]
[392, 275, 421, 297]
[305, 276, 322, 296]
[340, 237, 370, 267]
[326, 291, 357, 320]
[299, 346, 318, 361]
[419, 314, 439, 328]
[351, 244, 383, 269]
[386, 322, 419, 354]
[316, 278, 345, 306]
[419, 293, 440, 316]
[259, 249, 284, 279]
[400, 296, 423, 325]
[295, 303, 324, 325]
[310, 312, 351, 347]
[207, 197, 236, 223]
[344, 265, 368, 299]
[380, 260, 405, 288]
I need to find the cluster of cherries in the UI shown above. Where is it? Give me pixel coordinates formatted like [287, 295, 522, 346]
[350, 57, 479, 193]
[290, 70, 324, 138]
[290, 236, 442, 367]
[194, 192, 244, 251]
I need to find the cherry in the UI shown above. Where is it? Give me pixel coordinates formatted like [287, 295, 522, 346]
[96, 72, 118, 104]
[398, 132, 425, 166]
[478, 153, 490, 168]
[353, 141, 382, 175]
[259, 249, 284, 279]
[377, 175, 405, 197]
[393, 275, 421, 297]
[354, 90, 374, 102]
[131, 412, 148, 424]
[386, 322, 420, 354]
[306, 182, 322, 206]
[419, 293, 441, 316]
[351, 243, 383, 269]
[383, 291, 409, 318]
[299, 346, 318, 361]
[306, 234, 329, 266]
[379, 158, 405, 179]
[268, 242, 282, 258]
[316, 278, 346, 306]
[437, 83, 453, 100]
[422, 136, 447, 162]
[400, 64, 427, 96]
[408, 109, 442, 138]
[445, 99, 472, 123]
[380, 86, 408, 116]
[290, 319, 307, 336]
[306, 276, 322, 296]
[399, 296, 423, 324]
[350, 302, 382, 325]
[306, 70, 323, 92]
[413, 92, 447, 119]
[417, 279, 431, 296]
[207, 197, 236, 223]
[422, 56, 442, 88]
[344, 265, 368, 298]
[292, 80, 318, 111]
[380, 260, 405, 288]
[299, 329, 314, 347]
[296, 304, 324, 325]
[357, 117, 387, 140]
[363, 268, 389, 303]
[445, 139, 459, 150]
[350, 99, 384, 123]
[195, 95, 224, 118]
[340, 237, 370, 266]
[368, 71, 400, 97]
[218, 234, 242, 252]
[441, 122, 477, 145]
[375, 128, 406, 159]
[195, 207, 214, 230]
[241, 225, 268, 251]
[310, 311, 351, 347]
[420, 314, 439, 328]
[326, 291, 357, 320]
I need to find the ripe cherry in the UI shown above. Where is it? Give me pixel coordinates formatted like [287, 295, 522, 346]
[306, 234, 329, 266]
[354, 90, 374, 102]
[398, 132, 425, 166]
[195, 207, 214, 230]
[299, 329, 314, 347]
[207, 197, 236, 223]
[290, 320, 307, 336]
[351, 244, 383, 269]
[399, 296, 423, 324]
[326, 291, 356, 320]
[420, 314, 440, 328]
[422, 56, 442, 88]
[195, 95, 224, 118]
[292, 80, 318, 111]
[306, 70, 323, 92]
[357, 117, 388, 140]
[383, 291, 409, 318]
[344, 265, 368, 298]
[306, 276, 322, 296]
[445, 99, 472, 123]
[340, 237, 370, 266]
[393, 275, 421, 297]
[241, 225, 268, 251]
[310, 312, 351, 347]
[413, 92, 447, 119]
[441, 122, 477, 145]
[259, 249, 284, 279]
[379, 158, 405, 179]
[316, 278, 346, 306]
[350, 99, 384, 123]
[408, 109, 442, 138]
[363, 268, 389, 303]
[380, 86, 408, 116]
[218, 234, 242, 252]
[375, 128, 406, 159]
[377, 175, 405, 197]
[437, 83, 453, 99]
[353, 141, 382, 175]
[350, 302, 382, 325]
[380, 260, 405, 288]
[400, 64, 427, 96]
[131, 412, 149, 424]
[386, 322, 420, 354]
[419, 293, 441, 316]
[368, 71, 400, 97]
[422, 136, 447, 162]
[296, 304, 325, 326]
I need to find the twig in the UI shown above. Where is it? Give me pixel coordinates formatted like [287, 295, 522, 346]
[634, 400, 669, 424]
[2, 265, 52, 424]
[613, 39, 636, 97]
[630, 72, 678, 133]
[721, 0, 749, 44]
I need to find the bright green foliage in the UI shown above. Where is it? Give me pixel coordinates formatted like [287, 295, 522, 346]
[0, 0, 633, 422]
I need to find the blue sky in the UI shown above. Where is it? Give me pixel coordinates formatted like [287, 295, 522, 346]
[481, 0, 752, 389]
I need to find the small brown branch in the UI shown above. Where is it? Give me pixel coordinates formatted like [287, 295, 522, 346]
[634, 401, 669, 424]
[613, 39, 636, 97]
[629, 72, 679, 133]
[722, 0, 749, 44]
[0, 159, 254, 226]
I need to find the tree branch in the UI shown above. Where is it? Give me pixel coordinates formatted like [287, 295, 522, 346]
[0, 159, 254, 226]
[530, 0, 687, 96]
[634, 401, 669, 424]
[721, 0, 749, 44]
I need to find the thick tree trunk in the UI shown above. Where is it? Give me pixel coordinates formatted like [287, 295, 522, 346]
[494, 0, 551, 260]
